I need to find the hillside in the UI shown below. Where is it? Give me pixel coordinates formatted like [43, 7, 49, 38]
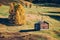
[0, 1, 60, 40]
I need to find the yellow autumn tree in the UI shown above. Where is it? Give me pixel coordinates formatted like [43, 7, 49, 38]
[15, 4, 26, 25]
[9, 2, 26, 25]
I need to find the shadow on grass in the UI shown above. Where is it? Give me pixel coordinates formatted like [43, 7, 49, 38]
[46, 11, 60, 14]
[20, 29, 37, 32]
[20, 22, 40, 32]
[41, 13, 60, 21]
[0, 18, 15, 26]
[44, 14, 60, 21]
[49, 15, 60, 21]
[37, 3, 60, 7]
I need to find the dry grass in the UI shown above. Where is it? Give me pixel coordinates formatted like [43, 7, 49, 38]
[0, 32, 58, 40]
[0, 4, 60, 40]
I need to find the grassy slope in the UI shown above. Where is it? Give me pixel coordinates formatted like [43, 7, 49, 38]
[25, 5, 60, 40]
[0, 5, 60, 40]
[0, 5, 9, 17]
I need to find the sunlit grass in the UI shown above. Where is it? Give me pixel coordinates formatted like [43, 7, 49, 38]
[24, 5, 60, 40]
[0, 5, 9, 16]
[0, 5, 60, 40]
